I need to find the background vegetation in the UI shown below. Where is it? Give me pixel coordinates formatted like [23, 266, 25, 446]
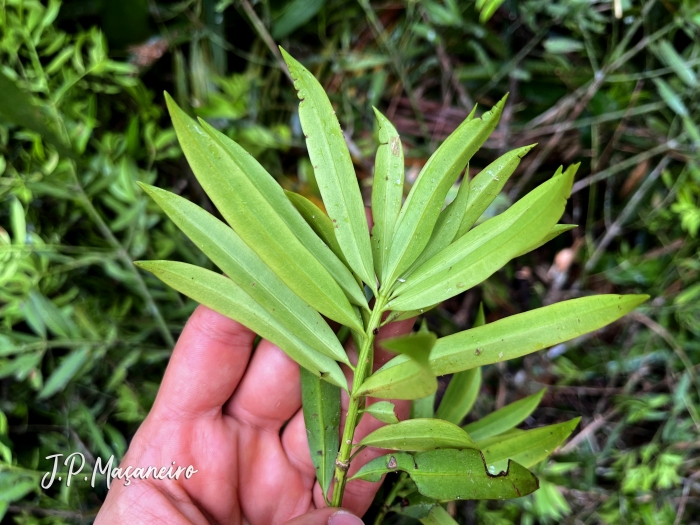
[0, 0, 699, 522]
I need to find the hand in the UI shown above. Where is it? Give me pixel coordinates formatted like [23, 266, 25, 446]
[95, 305, 414, 524]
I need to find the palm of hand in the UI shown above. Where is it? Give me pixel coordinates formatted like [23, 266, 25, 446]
[96, 306, 413, 524]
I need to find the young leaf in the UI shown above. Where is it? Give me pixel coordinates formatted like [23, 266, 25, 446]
[479, 418, 580, 473]
[281, 48, 375, 291]
[300, 367, 340, 498]
[389, 169, 574, 311]
[359, 418, 478, 451]
[384, 97, 507, 286]
[379, 331, 437, 370]
[464, 389, 546, 441]
[356, 358, 437, 400]
[140, 184, 349, 365]
[284, 190, 348, 266]
[362, 401, 400, 424]
[371, 108, 405, 285]
[136, 261, 347, 389]
[455, 145, 536, 238]
[350, 449, 539, 500]
[165, 94, 364, 330]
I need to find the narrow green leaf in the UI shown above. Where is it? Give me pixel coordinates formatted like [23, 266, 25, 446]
[420, 505, 460, 525]
[350, 449, 539, 500]
[412, 393, 436, 419]
[390, 168, 573, 311]
[479, 418, 580, 472]
[357, 358, 437, 400]
[435, 368, 481, 425]
[652, 41, 699, 89]
[136, 261, 347, 389]
[383, 304, 438, 325]
[285, 190, 348, 265]
[300, 367, 340, 497]
[10, 197, 26, 245]
[384, 97, 507, 286]
[271, 0, 325, 39]
[359, 418, 478, 451]
[140, 184, 349, 365]
[380, 331, 437, 370]
[38, 346, 89, 399]
[362, 401, 400, 424]
[464, 389, 546, 441]
[456, 145, 536, 238]
[514, 224, 577, 258]
[371, 108, 404, 285]
[654, 78, 689, 117]
[165, 94, 365, 329]
[281, 49, 375, 291]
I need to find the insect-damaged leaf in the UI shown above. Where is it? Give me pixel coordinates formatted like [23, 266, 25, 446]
[383, 97, 507, 286]
[165, 94, 365, 330]
[362, 401, 400, 424]
[359, 418, 478, 451]
[300, 367, 340, 498]
[464, 389, 545, 442]
[350, 449, 538, 500]
[371, 108, 404, 285]
[357, 357, 437, 400]
[140, 184, 349, 366]
[389, 167, 574, 312]
[281, 48, 376, 291]
[136, 261, 347, 389]
[478, 418, 580, 473]
[379, 331, 437, 370]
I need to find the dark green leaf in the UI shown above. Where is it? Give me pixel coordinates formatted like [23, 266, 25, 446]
[38, 346, 90, 399]
[272, 0, 325, 39]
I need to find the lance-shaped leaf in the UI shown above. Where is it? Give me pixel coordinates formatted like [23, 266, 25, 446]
[140, 184, 349, 365]
[285, 190, 348, 265]
[281, 49, 375, 291]
[464, 389, 545, 441]
[379, 331, 437, 370]
[435, 303, 485, 424]
[350, 449, 539, 500]
[165, 94, 364, 330]
[455, 145, 536, 238]
[359, 418, 478, 451]
[364, 294, 648, 388]
[136, 261, 347, 389]
[514, 224, 577, 258]
[408, 173, 471, 274]
[300, 367, 340, 498]
[356, 357, 437, 400]
[383, 304, 438, 326]
[362, 401, 400, 424]
[371, 108, 404, 284]
[420, 505, 460, 525]
[479, 418, 580, 472]
[383, 97, 507, 286]
[388, 169, 574, 311]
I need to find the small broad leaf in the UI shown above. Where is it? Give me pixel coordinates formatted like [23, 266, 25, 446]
[379, 331, 437, 370]
[136, 261, 347, 389]
[371, 108, 404, 285]
[362, 401, 400, 424]
[140, 184, 349, 365]
[165, 94, 365, 330]
[514, 224, 577, 258]
[464, 389, 545, 441]
[38, 346, 90, 399]
[389, 168, 575, 311]
[300, 367, 340, 498]
[384, 97, 507, 286]
[350, 449, 539, 500]
[479, 418, 580, 472]
[359, 418, 478, 451]
[455, 145, 536, 238]
[357, 358, 437, 400]
[281, 48, 376, 291]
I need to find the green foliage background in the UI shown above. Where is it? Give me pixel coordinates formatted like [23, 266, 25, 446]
[0, 0, 699, 522]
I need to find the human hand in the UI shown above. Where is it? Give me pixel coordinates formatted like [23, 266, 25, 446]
[95, 305, 414, 524]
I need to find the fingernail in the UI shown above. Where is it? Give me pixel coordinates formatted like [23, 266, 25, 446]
[328, 510, 364, 525]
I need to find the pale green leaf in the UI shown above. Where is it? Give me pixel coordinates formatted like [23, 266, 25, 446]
[357, 357, 437, 400]
[362, 401, 400, 424]
[652, 40, 698, 89]
[464, 389, 545, 441]
[412, 393, 436, 419]
[514, 224, 577, 258]
[38, 346, 89, 399]
[281, 49, 375, 291]
[136, 261, 347, 389]
[371, 108, 404, 285]
[350, 449, 539, 500]
[10, 197, 25, 245]
[300, 367, 340, 497]
[140, 184, 349, 365]
[359, 418, 478, 451]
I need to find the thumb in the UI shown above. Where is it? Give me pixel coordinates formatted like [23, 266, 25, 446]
[284, 508, 364, 525]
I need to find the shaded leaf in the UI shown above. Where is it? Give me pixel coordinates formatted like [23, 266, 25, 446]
[652, 41, 698, 89]
[38, 346, 90, 399]
[464, 389, 545, 441]
[420, 505, 460, 525]
[359, 418, 478, 451]
[357, 357, 437, 400]
[272, 0, 325, 39]
[435, 368, 481, 425]
[379, 331, 437, 370]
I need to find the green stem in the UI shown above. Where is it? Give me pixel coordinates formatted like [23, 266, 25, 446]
[374, 472, 408, 525]
[331, 293, 388, 507]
